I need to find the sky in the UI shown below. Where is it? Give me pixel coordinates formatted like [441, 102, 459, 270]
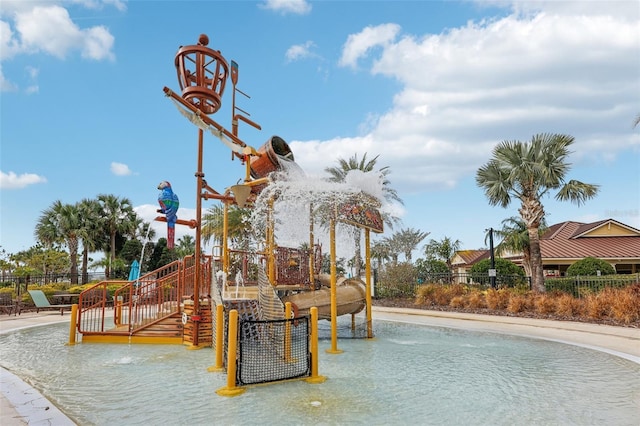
[1, 0, 639, 261]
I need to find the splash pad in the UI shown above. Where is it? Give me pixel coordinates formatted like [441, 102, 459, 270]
[70, 34, 387, 392]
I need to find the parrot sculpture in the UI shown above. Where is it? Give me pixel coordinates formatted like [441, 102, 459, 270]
[157, 181, 179, 249]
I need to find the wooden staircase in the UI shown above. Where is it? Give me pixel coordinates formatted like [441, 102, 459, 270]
[77, 256, 212, 345]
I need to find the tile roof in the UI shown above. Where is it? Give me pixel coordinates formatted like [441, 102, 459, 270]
[540, 219, 640, 260]
[453, 250, 488, 265]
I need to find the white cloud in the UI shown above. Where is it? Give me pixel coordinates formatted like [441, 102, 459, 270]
[110, 162, 133, 176]
[260, 0, 311, 15]
[0, 1, 119, 92]
[296, 3, 640, 194]
[0, 171, 47, 189]
[338, 23, 401, 69]
[285, 41, 317, 62]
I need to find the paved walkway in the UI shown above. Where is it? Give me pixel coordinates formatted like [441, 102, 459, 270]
[1, 308, 639, 425]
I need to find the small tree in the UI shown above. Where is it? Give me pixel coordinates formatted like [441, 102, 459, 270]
[470, 258, 526, 288]
[566, 257, 615, 276]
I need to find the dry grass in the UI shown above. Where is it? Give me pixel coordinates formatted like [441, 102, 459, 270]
[609, 284, 640, 324]
[555, 294, 583, 317]
[409, 283, 640, 327]
[507, 294, 529, 313]
[533, 293, 556, 315]
[485, 289, 510, 310]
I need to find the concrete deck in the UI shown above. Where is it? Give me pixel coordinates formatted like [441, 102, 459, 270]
[1, 308, 638, 425]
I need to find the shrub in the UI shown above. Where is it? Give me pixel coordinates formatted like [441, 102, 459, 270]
[376, 263, 418, 298]
[566, 257, 615, 276]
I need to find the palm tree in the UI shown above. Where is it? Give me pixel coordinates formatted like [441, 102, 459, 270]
[488, 217, 548, 278]
[202, 204, 252, 249]
[476, 133, 599, 292]
[34, 200, 82, 284]
[392, 228, 430, 263]
[423, 236, 461, 272]
[324, 153, 403, 276]
[370, 239, 391, 271]
[77, 198, 105, 284]
[175, 235, 196, 258]
[97, 194, 137, 278]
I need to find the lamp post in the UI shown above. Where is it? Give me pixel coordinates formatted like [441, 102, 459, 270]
[488, 227, 496, 288]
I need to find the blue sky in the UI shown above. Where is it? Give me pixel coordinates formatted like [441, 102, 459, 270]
[1, 0, 639, 260]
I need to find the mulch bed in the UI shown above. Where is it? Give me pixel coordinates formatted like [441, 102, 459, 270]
[372, 297, 640, 328]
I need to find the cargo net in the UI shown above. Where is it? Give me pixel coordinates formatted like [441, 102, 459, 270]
[237, 317, 310, 386]
[316, 314, 373, 340]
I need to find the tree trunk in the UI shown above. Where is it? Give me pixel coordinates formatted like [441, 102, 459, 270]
[527, 226, 545, 292]
[81, 249, 89, 284]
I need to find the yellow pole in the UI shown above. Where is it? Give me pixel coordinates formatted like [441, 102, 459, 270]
[305, 306, 326, 383]
[326, 216, 342, 354]
[67, 304, 78, 346]
[216, 309, 245, 396]
[365, 228, 373, 338]
[223, 201, 229, 274]
[115, 296, 122, 326]
[284, 302, 292, 362]
[208, 304, 225, 372]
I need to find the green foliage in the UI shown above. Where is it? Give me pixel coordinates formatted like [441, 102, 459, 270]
[375, 262, 417, 298]
[414, 258, 449, 283]
[320, 253, 346, 276]
[469, 258, 527, 288]
[119, 239, 143, 263]
[566, 257, 615, 276]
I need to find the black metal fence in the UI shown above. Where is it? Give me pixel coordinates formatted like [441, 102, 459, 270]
[0, 272, 107, 289]
[544, 274, 640, 298]
[374, 272, 639, 299]
[374, 273, 531, 298]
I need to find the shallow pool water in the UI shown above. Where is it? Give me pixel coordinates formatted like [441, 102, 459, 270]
[1, 320, 638, 425]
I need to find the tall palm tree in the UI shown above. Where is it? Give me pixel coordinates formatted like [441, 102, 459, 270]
[97, 194, 137, 278]
[488, 216, 548, 278]
[476, 133, 599, 292]
[392, 228, 430, 263]
[77, 198, 105, 284]
[423, 236, 461, 272]
[324, 153, 403, 276]
[34, 200, 82, 284]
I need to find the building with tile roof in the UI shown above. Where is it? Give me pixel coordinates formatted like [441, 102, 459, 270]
[452, 218, 640, 277]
